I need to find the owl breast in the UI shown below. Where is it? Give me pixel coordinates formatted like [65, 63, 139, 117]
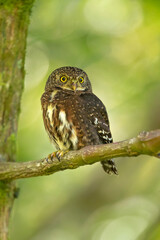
[41, 89, 107, 152]
[44, 96, 79, 151]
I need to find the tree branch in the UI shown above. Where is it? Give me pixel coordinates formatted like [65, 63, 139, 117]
[0, 129, 160, 180]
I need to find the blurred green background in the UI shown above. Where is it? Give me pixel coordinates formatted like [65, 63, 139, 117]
[11, 0, 160, 239]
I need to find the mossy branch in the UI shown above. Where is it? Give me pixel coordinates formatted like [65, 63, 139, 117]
[0, 129, 160, 180]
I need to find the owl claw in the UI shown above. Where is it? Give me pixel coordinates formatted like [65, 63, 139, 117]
[46, 150, 69, 163]
[46, 153, 55, 163]
[56, 150, 69, 160]
[56, 151, 63, 161]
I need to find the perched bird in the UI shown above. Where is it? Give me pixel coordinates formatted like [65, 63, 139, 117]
[41, 66, 117, 174]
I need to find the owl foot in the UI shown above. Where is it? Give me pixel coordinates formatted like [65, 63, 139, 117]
[56, 150, 69, 160]
[47, 150, 69, 163]
[101, 159, 118, 175]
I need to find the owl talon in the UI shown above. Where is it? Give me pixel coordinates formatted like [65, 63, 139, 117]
[46, 150, 69, 163]
[56, 151, 62, 161]
[56, 150, 69, 160]
[46, 152, 56, 163]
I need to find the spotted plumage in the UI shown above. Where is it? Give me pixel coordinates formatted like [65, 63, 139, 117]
[41, 66, 117, 174]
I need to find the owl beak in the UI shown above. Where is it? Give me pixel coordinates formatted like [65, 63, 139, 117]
[72, 82, 77, 91]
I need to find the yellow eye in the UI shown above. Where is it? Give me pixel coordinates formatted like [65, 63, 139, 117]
[79, 76, 84, 83]
[60, 76, 68, 83]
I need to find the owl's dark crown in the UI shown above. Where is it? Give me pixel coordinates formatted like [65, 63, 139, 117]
[45, 66, 92, 93]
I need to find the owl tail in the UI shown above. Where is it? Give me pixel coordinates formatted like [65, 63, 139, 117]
[101, 159, 118, 175]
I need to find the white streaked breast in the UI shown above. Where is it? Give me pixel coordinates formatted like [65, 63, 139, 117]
[59, 110, 70, 130]
[47, 104, 54, 127]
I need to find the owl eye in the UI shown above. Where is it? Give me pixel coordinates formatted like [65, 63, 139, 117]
[60, 76, 68, 83]
[79, 76, 84, 83]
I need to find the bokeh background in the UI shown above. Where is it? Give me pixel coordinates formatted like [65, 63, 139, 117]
[11, 0, 160, 239]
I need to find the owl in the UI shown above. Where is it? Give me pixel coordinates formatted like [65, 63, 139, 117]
[41, 66, 118, 174]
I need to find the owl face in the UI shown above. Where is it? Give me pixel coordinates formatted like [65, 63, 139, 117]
[45, 66, 92, 93]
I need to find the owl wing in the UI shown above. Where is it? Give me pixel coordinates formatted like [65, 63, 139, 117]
[81, 93, 112, 143]
[93, 110, 113, 145]
[81, 93, 118, 175]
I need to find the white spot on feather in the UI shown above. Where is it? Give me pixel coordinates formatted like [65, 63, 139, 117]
[59, 111, 66, 122]
[98, 130, 105, 134]
[70, 128, 78, 149]
[47, 105, 54, 126]
[59, 111, 70, 131]
[94, 118, 98, 125]
[49, 91, 57, 102]
[103, 135, 109, 140]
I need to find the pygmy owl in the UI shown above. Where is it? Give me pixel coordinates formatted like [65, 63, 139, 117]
[41, 66, 117, 174]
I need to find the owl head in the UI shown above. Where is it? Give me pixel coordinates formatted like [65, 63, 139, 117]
[45, 66, 92, 93]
